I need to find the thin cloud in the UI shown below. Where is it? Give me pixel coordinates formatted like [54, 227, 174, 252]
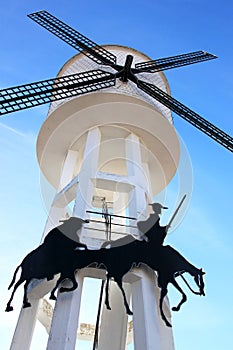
[0, 122, 28, 138]
[0, 122, 37, 144]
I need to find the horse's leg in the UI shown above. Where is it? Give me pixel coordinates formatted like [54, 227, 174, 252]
[49, 275, 64, 300]
[23, 280, 31, 308]
[105, 274, 111, 310]
[170, 278, 187, 312]
[159, 285, 172, 327]
[115, 279, 133, 316]
[198, 269, 205, 296]
[181, 268, 205, 296]
[60, 272, 78, 293]
[193, 269, 205, 296]
[5, 277, 25, 312]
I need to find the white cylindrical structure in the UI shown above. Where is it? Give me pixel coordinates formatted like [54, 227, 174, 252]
[11, 45, 180, 350]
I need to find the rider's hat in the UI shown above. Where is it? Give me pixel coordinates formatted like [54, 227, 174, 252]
[149, 203, 168, 212]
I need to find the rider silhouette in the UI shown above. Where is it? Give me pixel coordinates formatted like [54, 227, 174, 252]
[137, 203, 168, 248]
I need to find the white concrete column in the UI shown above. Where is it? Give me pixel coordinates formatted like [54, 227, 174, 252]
[73, 127, 101, 219]
[131, 266, 162, 350]
[142, 162, 154, 205]
[113, 192, 127, 236]
[98, 281, 131, 350]
[41, 149, 79, 239]
[113, 192, 126, 218]
[126, 134, 147, 236]
[155, 282, 175, 350]
[10, 298, 40, 350]
[42, 206, 67, 240]
[58, 150, 79, 191]
[46, 272, 84, 350]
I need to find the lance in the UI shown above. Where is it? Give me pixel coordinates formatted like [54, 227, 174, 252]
[166, 194, 187, 231]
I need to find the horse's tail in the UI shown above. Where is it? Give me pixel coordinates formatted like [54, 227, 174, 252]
[8, 265, 21, 290]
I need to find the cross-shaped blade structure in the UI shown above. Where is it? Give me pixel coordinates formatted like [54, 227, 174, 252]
[135, 51, 217, 73]
[0, 70, 115, 115]
[137, 80, 233, 152]
[0, 10, 232, 153]
[28, 10, 117, 66]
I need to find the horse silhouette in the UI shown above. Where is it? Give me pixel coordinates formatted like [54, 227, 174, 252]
[5, 217, 88, 312]
[6, 216, 205, 327]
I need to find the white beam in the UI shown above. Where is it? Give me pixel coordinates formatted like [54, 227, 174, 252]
[10, 298, 40, 350]
[131, 266, 162, 350]
[58, 150, 79, 191]
[46, 272, 84, 350]
[98, 281, 130, 350]
[73, 127, 101, 219]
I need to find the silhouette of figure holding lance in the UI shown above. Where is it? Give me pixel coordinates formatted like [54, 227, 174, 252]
[137, 203, 168, 248]
[137, 195, 187, 250]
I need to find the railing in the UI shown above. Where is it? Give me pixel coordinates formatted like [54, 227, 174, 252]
[86, 210, 137, 241]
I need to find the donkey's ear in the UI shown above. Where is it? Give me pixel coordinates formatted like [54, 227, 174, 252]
[200, 268, 206, 275]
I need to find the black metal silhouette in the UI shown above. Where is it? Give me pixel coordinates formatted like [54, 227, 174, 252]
[5, 217, 88, 310]
[0, 10, 232, 152]
[5, 208, 205, 328]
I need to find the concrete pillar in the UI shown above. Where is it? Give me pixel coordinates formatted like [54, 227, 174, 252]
[58, 150, 79, 191]
[42, 206, 67, 240]
[73, 127, 101, 219]
[42, 149, 79, 239]
[46, 272, 84, 350]
[98, 281, 131, 350]
[10, 298, 40, 350]
[155, 283, 175, 350]
[131, 266, 162, 350]
[142, 162, 154, 205]
[126, 133, 147, 237]
[113, 192, 126, 218]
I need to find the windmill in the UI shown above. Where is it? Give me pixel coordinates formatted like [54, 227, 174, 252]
[4, 10, 233, 350]
[0, 10, 232, 152]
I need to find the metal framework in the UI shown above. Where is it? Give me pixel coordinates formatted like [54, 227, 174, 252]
[137, 80, 233, 152]
[28, 11, 117, 65]
[0, 70, 115, 114]
[0, 10, 232, 153]
[135, 50, 217, 72]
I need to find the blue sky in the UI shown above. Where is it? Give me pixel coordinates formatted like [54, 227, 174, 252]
[0, 1, 233, 349]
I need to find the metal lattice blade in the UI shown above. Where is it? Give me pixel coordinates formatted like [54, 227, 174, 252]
[28, 10, 117, 66]
[137, 80, 233, 152]
[135, 51, 217, 73]
[0, 70, 116, 116]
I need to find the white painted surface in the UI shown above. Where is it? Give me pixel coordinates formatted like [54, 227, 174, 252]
[10, 299, 40, 350]
[73, 127, 101, 220]
[46, 273, 84, 350]
[37, 93, 180, 193]
[58, 150, 79, 191]
[98, 282, 130, 350]
[131, 266, 162, 350]
[48, 45, 172, 123]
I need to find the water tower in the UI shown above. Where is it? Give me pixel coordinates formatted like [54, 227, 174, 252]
[5, 10, 232, 350]
[9, 43, 179, 349]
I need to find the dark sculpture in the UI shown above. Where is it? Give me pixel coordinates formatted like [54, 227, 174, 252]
[6, 206, 205, 328]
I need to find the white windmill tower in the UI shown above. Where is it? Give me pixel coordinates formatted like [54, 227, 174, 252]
[5, 10, 230, 350]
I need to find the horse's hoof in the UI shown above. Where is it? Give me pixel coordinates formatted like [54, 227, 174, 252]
[166, 321, 172, 328]
[127, 310, 133, 316]
[23, 302, 31, 309]
[106, 305, 111, 311]
[49, 295, 57, 301]
[5, 305, 13, 312]
[59, 287, 67, 293]
[172, 306, 179, 312]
